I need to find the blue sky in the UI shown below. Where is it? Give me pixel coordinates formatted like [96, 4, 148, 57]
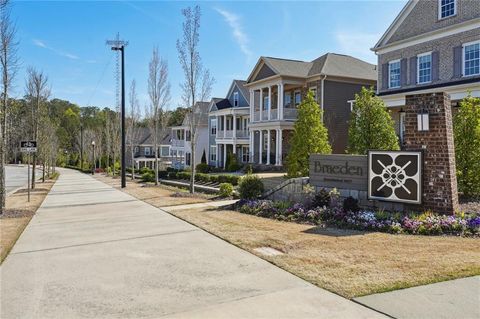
[12, 0, 407, 111]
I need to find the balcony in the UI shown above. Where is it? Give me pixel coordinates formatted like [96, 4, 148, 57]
[284, 108, 297, 120]
[216, 130, 249, 140]
[254, 111, 260, 121]
[171, 139, 185, 147]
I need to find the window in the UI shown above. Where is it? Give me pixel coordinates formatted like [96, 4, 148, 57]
[417, 53, 432, 84]
[242, 146, 250, 163]
[233, 92, 239, 107]
[210, 146, 217, 162]
[439, 0, 456, 19]
[263, 96, 269, 110]
[243, 118, 248, 131]
[294, 91, 301, 106]
[134, 146, 139, 153]
[284, 92, 292, 107]
[186, 130, 191, 141]
[211, 118, 217, 135]
[160, 146, 170, 157]
[464, 42, 480, 76]
[388, 60, 401, 88]
[144, 147, 151, 156]
[186, 153, 191, 166]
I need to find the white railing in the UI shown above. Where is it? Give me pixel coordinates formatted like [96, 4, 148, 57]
[236, 130, 249, 138]
[254, 111, 260, 122]
[217, 130, 224, 138]
[225, 130, 233, 138]
[270, 109, 278, 120]
[262, 110, 269, 120]
[284, 108, 297, 119]
[171, 139, 185, 147]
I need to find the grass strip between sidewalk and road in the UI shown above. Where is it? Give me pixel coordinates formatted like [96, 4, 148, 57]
[0, 173, 59, 263]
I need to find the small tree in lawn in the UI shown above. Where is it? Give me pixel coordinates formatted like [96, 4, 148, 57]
[286, 91, 331, 177]
[348, 87, 399, 154]
[454, 94, 480, 198]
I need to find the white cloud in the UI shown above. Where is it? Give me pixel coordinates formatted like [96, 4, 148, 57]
[335, 31, 380, 64]
[32, 38, 80, 60]
[215, 8, 252, 62]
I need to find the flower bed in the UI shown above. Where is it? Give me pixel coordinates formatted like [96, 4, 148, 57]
[236, 195, 480, 237]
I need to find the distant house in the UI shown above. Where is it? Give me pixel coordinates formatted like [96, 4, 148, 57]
[208, 80, 250, 168]
[244, 53, 377, 165]
[126, 127, 171, 170]
[372, 0, 480, 144]
[170, 101, 210, 169]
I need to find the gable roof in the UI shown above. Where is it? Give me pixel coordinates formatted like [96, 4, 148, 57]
[132, 127, 171, 145]
[247, 53, 377, 83]
[228, 79, 249, 102]
[372, 0, 418, 51]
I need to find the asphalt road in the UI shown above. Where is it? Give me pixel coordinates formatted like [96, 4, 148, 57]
[5, 165, 41, 194]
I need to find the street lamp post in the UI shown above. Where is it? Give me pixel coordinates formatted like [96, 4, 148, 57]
[91, 141, 96, 175]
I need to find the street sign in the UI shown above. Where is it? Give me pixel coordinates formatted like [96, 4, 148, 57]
[20, 140, 37, 153]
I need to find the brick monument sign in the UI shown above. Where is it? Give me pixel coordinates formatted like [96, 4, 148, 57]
[403, 92, 459, 214]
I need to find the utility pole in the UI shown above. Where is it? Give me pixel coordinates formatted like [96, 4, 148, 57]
[106, 34, 128, 188]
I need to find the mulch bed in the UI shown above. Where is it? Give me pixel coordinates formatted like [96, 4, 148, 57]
[459, 198, 480, 213]
[1, 209, 34, 219]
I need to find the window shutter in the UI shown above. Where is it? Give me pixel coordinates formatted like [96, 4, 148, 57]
[453, 46, 462, 78]
[400, 58, 408, 87]
[409, 56, 417, 85]
[381, 63, 388, 89]
[432, 51, 440, 81]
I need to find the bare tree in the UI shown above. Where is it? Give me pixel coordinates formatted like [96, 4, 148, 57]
[0, 0, 18, 213]
[25, 67, 50, 189]
[147, 47, 170, 185]
[127, 79, 141, 179]
[177, 5, 213, 193]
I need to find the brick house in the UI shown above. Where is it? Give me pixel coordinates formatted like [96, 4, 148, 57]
[372, 0, 480, 144]
[244, 53, 377, 166]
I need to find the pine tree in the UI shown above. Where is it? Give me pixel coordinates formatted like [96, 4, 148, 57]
[453, 95, 480, 197]
[286, 91, 331, 177]
[347, 87, 399, 154]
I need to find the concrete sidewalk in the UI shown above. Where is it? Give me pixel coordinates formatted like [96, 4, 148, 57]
[355, 276, 480, 319]
[1, 168, 385, 318]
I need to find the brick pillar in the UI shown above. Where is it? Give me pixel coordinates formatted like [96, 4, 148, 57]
[404, 92, 458, 214]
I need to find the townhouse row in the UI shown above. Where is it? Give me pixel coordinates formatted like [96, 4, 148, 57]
[128, 0, 480, 171]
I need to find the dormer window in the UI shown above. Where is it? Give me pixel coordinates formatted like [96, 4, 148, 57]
[439, 0, 456, 19]
[233, 92, 239, 107]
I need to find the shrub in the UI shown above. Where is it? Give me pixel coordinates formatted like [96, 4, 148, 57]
[196, 162, 210, 174]
[219, 183, 234, 197]
[141, 171, 155, 183]
[166, 167, 178, 173]
[158, 170, 168, 179]
[343, 196, 359, 212]
[244, 164, 253, 174]
[177, 171, 191, 180]
[312, 188, 331, 208]
[195, 173, 211, 183]
[168, 171, 178, 179]
[238, 174, 264, 199]
[139, 166, 153, 175]
[226, 151, 241, 172]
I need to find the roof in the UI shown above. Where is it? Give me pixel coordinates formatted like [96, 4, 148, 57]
[232, 79, 249, 100]
[247, 53, 377, 83]
[183, 101, 210, 126]
[372, 0, 417, 51]
[210, 97, 232, 111]
[132, 127, 171, 145]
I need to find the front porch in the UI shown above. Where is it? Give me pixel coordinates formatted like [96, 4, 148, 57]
[249, 128, 293, 166]
[214, 143, 250, 169]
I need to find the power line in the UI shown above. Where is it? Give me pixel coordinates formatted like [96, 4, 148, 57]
[85, 54, 114, 107]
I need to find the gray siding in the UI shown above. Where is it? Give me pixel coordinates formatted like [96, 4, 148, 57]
[208, 116, 217, 166]
[378, 28, 480, 95]
[324, 80, 368, 154]
[387, 0, 479, 45]
[227, 84, 249, 107]
[253, 64, 276, 82]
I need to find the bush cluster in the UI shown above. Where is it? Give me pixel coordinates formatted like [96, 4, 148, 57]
[219, 183, 234, 197]
[165, 171, 240, 185]
[238, 174, 264, 199]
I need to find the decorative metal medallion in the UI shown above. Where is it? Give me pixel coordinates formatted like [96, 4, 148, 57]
[368, 151, 422, 204]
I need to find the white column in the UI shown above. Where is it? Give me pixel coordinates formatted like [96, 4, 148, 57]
[215, 115, 219, 138]
[215, 144, 219, 168]
[259, 89, 263, 121]
[223, 144, 227, 168]
[279, 83, 284, 120]
[275, 129, 280, 165]
[258, 130, 262, 164]
[268, 86, 272, 121]
[223, 115, 227, 138]
[233, 113, 236, 139]
[278, 129, 283, 166]
[266, 130, 271, 165]
[250, 130, 254, 163]
[249, 89, 253, 122]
